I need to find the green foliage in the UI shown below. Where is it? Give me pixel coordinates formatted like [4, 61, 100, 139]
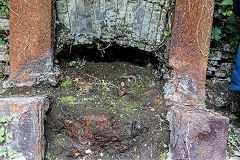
[69, 59, 86, 69]
[164, 30, 172, 37]
[0, 0, 9, 16]
[59, 96, 80, 105]
[45, 152, 57, 160]
[0, 116, 17, 160]
[211, 0, 240, 52]
[220, 0, 233, 6]
[0, 38, 5, 46]
[211, 27, 222, 41]
[61, 79, 73, 87]
[160, 150, 170, 160]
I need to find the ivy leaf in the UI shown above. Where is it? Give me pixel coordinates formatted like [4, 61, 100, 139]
[0, 136, 4, 143]
[9, 150, 17, 159]
[7, 116, 13, 122]
[7, 131, 13, 139]
[6, 139, 11, 144]
[220, 0, 233, 5]
[0, 149, 7, 157]
[227, 14, 236, 24]
[0, 128, 4, 137]
[211, 27, 222, 41]
[55, 20, 60, 25]
[0, 117, 6, 123]
[164, 30, 172, 37]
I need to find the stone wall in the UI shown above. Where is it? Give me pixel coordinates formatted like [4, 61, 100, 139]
[0, 17, 9, 79]
[55, 0, 173, 53]
[207, 48, 234, 80]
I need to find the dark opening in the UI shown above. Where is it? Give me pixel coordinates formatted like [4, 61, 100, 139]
[56, 44, 159, 67]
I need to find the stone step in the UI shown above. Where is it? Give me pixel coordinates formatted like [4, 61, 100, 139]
[0, 96, 49, 160]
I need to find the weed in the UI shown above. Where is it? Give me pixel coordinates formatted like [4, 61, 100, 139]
[56, 134, 65, 146]
[0, 0, 9, 16]
[212, 0, 240, 52]
[0, 116, 17, 160]
[69, 59, 86, 69]
[61, 79, 73, 87]
[227, 131, 240, 151]
[164, 30, 172, 37]
[160, 150, 170, 160]
[59, 96, 80, 105]
[45, 152, 57, 160]
[211, 27, 222, 41]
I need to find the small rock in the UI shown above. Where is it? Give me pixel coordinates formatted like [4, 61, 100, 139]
[85, 149, 93, 154]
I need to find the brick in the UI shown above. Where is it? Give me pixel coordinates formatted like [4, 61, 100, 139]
[0, 96, 49, 160]
[7, 0, 56, 87]
[167, 105, 229, 160]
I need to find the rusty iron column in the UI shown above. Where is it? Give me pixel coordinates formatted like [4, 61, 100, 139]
[6, 0, 55, 87]
[166, 0, 214, 106]
[166, 0, 229, 159]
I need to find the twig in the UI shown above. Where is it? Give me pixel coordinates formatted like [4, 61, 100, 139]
[97, 42, 112, 57]
[120, 75, 136, 83]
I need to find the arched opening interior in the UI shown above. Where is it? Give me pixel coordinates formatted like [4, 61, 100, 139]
[43, 42, 171, 159]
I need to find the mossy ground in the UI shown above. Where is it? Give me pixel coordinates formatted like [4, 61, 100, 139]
[2, 61, 170, 160]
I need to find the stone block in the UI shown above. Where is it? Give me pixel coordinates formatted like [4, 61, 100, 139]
[0, 18, 9, 31]
[7, 0, 56, 87]
[0, 51, 9, 62]
[0, 45, 7, 52]
[168, 105, 229, 160]
[208, 51, 222, 61]
[55, 0, 172, 52]
[0, 96, 49, 160]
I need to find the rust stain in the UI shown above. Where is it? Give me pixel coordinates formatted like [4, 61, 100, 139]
[10, 104, 23, 114]
[0, 104, 23, 114]
[168, 0, 214, 105]
[9, 0, 53, 85]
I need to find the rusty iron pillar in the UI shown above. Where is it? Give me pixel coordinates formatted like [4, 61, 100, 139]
[165, 0, 215, 106]
[6, 0, 56, 87]
[166, 0, 229, 159]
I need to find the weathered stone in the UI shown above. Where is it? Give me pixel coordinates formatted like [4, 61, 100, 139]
[55, 0, 173, 53]
[7, 0, 56, 87]
[208, 51, 222, 61]
[206, 80, 240, 112]
[215, 72, 227, 78]
[167, 105, 229, 160]
[0, 18, 9, 31]
[221, 63, 233, 71]
[0, 96, 49, 160]
[0, 51, 9, 62]
[165, 0, 214, 106]
[0, 44, 7, 52]
[207, 66, 217, 72]
[208, 60, 218, 66]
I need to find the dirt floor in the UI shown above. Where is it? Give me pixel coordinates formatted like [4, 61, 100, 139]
[2, 60, 170, 160]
